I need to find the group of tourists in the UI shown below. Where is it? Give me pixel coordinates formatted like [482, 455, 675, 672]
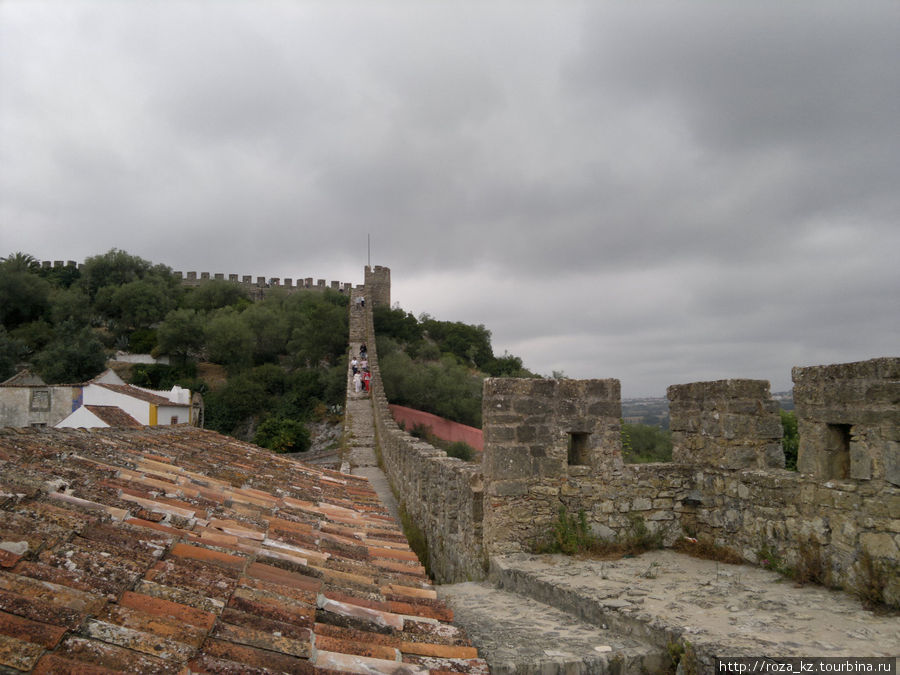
[351, 343, 370, 394]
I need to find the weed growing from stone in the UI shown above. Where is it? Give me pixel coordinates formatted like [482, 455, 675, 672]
[672, 536, 743, 565]
[855, 551, 899, 612]
[755, 542, 795, 578]
[398, 501, 431, 578]
[535, 507, 664, 557]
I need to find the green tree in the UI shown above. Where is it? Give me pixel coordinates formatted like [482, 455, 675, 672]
[484, 352, 536, 377]
[286, 293, 348, 367]
[621, 423, 673, 463]
[380, 351, 483, 427]
[374, 305, 423, 344]
[421, 318, 493, 368]
[203, 373, 269, 434]
[0, 327, 26, 381]
[241, 302, 288, 364]
[205, 308, 254, 371]
[48, 287, 92, 328]
[254, 416, 311, 453]
[78, 249, 159, 300]
[38, 262, 80, 288]
[184, 279, 249, 312]
[1, 252, 41, 272]
[34, 322, 107, 383]
[94, 277, 177, 332]
[156, 308, 205, 363]
[0, 265, 51, 329]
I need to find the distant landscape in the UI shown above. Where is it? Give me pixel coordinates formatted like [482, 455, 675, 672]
[623, 390, 794, 430]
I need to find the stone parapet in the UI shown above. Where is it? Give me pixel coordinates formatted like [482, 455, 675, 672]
[668, 378, 784, 470]
[175, 270, 354, 295]
[793, 357, 900, 485]
[362, 293, 485, 583]
[482, 377, 624, 556]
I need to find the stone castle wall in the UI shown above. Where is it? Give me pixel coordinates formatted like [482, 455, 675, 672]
[36, 260, 356, 299]
[356, 268, 897, 600]
[362, 301, 486, 583]
[479, 360, 899, 605]
[174, 270, 356, 299]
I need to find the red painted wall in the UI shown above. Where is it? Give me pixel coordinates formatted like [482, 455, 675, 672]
[389, 404, 484, 452]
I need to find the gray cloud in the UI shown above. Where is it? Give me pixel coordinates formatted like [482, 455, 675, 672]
[1, 1, 897, 396]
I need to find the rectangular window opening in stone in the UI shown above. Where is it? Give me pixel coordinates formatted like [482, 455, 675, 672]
[825, 423, 852, 479]
[171, 416, 179, 425]
[30, 389, 50, 412]
[567, 432, 590, 466]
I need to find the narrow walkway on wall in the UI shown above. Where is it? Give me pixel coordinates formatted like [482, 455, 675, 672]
[343, 287, 400, 524]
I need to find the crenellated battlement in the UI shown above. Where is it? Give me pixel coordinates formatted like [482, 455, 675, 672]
[35, 260, 361, 298]
[173, 270, 357, 296]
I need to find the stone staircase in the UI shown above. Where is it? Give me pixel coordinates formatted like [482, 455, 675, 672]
[437, 580, 669, 674]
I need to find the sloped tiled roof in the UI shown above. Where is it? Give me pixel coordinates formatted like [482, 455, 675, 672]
[83, 406, 142, 428]
[0, 370, 46, 387]
[95, 383, 190, 408]
[0, 426, 487, 674]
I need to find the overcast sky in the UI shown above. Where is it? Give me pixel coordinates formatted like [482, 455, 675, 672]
[1, 1, 898, 396]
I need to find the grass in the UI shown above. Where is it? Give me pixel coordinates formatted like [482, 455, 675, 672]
[398, 501, 430, 578]
[535, 507, 665, 558]
[672, 536, 743, 565]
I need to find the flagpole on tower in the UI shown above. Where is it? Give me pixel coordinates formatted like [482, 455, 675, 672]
[367, 234, 371, 268]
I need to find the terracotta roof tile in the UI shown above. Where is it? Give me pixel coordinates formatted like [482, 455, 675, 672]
[0, 608, 68, 648]
[53, 635, 185, 674]
[31, 653, 123, 674]
[95, 603, 208, 648]
[200, 637, 316, 673]
[118, 590, 217, 631]
[314, 633, 400, 661]
[212, 620, 312, 658]
[0, 632, 45, 671]
[0, 425, 487, 673]
[96, 384, 184, 407]
[83, 405, 142, 428]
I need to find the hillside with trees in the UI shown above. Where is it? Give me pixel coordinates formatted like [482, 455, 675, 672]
[4, 250, 797, 466]
[1, 249, 534, 454]
[0, 250, 347, 452]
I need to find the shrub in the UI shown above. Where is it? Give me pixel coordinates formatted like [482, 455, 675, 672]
[254, 416, 311, 453]
[446, 441, 475, 462]
[622, 423, 673, 463]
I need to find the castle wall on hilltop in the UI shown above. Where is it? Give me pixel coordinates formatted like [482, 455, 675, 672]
[36, 260, 358, 300]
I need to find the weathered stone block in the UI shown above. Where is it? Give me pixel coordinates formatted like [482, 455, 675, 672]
[488, 480, 528, 497]
[860, 532, 899, 559]
[485, 446, 531, 481]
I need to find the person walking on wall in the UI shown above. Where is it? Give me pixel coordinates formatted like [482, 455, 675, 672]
[363, 368, 371, 393]
[353, 371, 362, 394]
[351, 356, 359, 375]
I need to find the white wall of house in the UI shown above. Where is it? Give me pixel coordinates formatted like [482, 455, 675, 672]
[158, 404, 188, 425]
[81, 385, 152, 424]
[55, 407, 108, 429]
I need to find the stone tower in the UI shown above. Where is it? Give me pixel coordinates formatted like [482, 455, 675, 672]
[364, 265, 391, 309]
